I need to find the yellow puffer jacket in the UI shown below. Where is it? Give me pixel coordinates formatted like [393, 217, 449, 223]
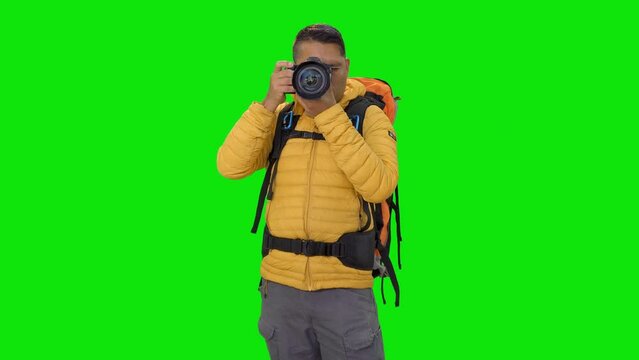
[217, 78, 398, 291]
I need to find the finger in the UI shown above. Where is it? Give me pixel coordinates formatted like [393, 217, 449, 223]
[274, 61, 293, 72]
[274, 76, 293, 87]
[275, 84, 295, 94]
[275, 69, 294, 78]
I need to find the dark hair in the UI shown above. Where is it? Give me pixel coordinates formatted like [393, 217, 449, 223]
[293, 24, 346, 61]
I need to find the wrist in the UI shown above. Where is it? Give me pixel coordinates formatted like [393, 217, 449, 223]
[261, 95, 279, 113]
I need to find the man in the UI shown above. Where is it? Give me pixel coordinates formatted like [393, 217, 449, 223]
[217, 24, 398, 359]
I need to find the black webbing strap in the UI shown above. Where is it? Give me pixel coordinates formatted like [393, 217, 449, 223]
[266, 159, 280, 200]
[251, 159, 276, 234]
[264, 230, 345, 257]
[380, 276, 386, 305]
[390, 186, 402, 269]
[289, 130, 325, 141]
[372, 201, 400, 306]
[376, 239, 400, 307]
[360, 198, 372, 232]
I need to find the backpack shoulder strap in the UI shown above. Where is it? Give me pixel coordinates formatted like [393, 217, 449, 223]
[344, 94, 385, 135]
[251, 102, 297, 234]
[271, 102, 296, 159]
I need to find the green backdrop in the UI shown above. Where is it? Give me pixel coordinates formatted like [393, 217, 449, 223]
[2, 1, 635, 359]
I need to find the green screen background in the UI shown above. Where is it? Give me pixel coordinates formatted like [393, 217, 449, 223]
[2, 2, 635, 359]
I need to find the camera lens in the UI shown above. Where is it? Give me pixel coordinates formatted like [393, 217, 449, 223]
[299, 68, 323, 91]
[303, 73, 318, 87]
[293, 59, 331, 99]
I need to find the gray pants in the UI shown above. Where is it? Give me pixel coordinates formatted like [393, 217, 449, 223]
[258, 279, 385, 360]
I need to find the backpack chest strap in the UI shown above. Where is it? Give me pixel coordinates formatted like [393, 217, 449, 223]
[287, 130, 325, 141]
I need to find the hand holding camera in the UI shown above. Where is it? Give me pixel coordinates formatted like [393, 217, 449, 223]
[262, 61, 295, 113]
[262, 58, 336, 117]
[291, 57, 337, 117]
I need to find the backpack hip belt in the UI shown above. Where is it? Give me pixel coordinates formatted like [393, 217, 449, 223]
[262, 227, 377, 271]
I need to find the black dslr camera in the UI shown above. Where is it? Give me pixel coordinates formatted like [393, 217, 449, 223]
[290, 57, 332, 99]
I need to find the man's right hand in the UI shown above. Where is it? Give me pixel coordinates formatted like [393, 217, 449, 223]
[261, 61, 295, 113]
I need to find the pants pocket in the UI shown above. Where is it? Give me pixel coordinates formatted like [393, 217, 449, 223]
[343, 325, 384, 360]
[258, 318, 279, 359]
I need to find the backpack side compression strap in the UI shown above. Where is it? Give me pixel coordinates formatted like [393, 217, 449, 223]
[389, 186, 402, 269]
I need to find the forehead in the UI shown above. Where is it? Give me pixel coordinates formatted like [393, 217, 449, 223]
[295, 41, 345, 64]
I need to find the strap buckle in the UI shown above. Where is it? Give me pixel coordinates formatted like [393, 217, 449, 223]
[293, 240, 316, 256]
[291, 239, 345, 257]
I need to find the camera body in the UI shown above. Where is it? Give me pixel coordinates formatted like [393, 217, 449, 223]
[290, 57, 332, 99]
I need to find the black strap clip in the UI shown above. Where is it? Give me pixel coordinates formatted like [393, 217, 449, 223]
[293, 240, 315, 256]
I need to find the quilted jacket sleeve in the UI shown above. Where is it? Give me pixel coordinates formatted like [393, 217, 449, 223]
[313, 103, 399, 203]
[216, 102, 285, 179]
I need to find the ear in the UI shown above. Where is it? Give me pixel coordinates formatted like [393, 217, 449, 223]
[345, 58, 350, 73]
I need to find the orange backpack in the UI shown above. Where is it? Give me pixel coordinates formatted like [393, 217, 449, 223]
[349, 78, 403, 305]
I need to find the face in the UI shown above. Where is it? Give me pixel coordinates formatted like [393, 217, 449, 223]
[294, 41, 350, 102]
